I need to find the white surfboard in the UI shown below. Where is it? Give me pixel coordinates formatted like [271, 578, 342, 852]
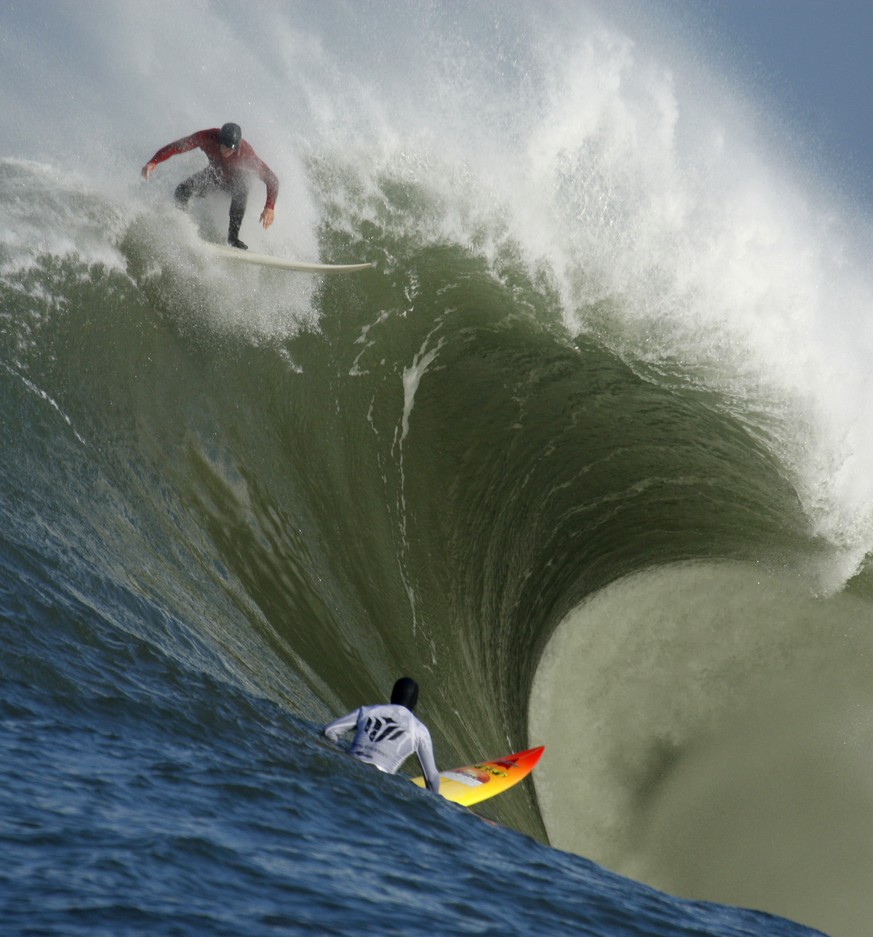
[205, 242, 373, 273]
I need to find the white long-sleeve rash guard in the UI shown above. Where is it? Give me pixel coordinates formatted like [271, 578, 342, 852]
[324, 703, 441, 794]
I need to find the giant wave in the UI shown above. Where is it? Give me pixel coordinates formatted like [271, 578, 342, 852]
[3, 3, 873, 936]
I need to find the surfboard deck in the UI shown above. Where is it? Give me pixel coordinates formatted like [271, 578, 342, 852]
[204, 242, 373, 273]
[411, 745, 544, 807]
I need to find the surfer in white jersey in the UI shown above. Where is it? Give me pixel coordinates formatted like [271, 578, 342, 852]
[323, 677, 440, 794]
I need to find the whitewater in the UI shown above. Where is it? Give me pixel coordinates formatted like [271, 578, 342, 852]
[2, 2, 873, 935]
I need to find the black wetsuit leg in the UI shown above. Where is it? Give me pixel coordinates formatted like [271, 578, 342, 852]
[227, 177, 250, 249]
[174, 166, 221, 208]
[173, 165, 250, 250]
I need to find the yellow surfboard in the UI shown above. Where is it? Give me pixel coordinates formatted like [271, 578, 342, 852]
[411, 746, 544, 807]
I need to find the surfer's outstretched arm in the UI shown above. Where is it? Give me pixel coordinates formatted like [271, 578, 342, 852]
[323, 710, 358, 743]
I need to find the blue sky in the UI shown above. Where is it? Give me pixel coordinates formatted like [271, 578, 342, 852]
[688, 0, 873, 214]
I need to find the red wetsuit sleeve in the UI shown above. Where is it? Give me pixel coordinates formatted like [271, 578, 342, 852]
[237, 140, 280, 210]
[147, 129, 217, 167]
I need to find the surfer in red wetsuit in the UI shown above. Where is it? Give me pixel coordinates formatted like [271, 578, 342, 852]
[323, 677, 441, 794]
[141, 122, 278, 250]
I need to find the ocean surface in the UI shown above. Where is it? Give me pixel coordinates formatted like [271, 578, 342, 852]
[3, 2, 873, 935]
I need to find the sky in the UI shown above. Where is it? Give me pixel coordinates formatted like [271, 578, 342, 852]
[686, 0, 873, 215]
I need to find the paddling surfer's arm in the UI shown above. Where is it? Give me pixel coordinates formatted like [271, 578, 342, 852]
[323, 709, 360, 743]
[414, 724, 440, 794]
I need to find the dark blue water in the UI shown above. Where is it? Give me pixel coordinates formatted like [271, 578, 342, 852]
[4, 3, 873, 935]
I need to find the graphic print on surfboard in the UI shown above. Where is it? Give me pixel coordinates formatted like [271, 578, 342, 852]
[204, 241, 373, 273]
[411, 746, 544, 807]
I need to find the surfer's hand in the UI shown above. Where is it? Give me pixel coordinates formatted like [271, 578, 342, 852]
[141, 161, 156, 180]
[260, 207, 274, 229]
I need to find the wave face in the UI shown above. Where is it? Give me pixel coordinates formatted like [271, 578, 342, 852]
[3, 2, 873, 935]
